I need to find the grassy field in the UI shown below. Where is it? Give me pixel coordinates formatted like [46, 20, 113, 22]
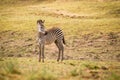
[0, 57, 120, 80]
[0, 0, 120, 80]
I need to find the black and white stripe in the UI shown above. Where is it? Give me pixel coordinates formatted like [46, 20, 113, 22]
[37, 20, 65, 62]
[43, 27, 64, 45]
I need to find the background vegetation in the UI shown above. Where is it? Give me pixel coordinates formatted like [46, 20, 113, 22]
[0, 0, 120, 80]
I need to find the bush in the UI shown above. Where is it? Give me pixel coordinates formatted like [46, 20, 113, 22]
[70, 69, 79, 77]
[28, 67, 57, 80]
[2, 61, 21, 74]
[108, 72, 120, 80]
[84, 64, 100, 70]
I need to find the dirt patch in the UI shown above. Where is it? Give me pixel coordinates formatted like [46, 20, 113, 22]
[0, 30, 120, 61]
[30, 6, 95, 19]
[47, 7, 96, 18]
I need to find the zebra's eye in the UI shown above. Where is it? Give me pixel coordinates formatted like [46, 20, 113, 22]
[41, 25, 44, 28]
[41, 27, 45, 31]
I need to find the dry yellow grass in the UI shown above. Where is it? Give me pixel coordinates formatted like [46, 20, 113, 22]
[0, 57, 120, 80]
[0, 0, 120, 80]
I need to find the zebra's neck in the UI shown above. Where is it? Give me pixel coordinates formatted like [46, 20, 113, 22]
[38, 32, 45, 38]
[37, 23, 45, 33]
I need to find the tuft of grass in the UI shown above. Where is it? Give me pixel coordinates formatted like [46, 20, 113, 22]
[107, 72, 120, 80]
[27, 69, 39, 80]
[70, 68, 79, 77]
[69, 62, 76, 66]
[0, 58, 4, 61]
[28, 67, 57, 80]
[2, 61, 21, 74]
[0, 74, 5, 80]
[38, 67, 57, 80]
[0, 60, 21, 80]
[84, 64, 100, 70]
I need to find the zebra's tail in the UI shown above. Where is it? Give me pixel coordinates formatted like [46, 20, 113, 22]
[63, 36, 66, 45]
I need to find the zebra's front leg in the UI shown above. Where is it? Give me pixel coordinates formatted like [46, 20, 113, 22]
[38, 44, 41, 62]
[41, 44, 45, 62]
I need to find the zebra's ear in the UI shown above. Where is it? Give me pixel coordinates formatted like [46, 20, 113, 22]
[42, 20, 45, 23]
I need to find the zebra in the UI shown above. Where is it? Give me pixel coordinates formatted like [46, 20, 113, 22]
[37, 19, 65, 62]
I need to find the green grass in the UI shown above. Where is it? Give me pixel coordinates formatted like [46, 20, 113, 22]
[108, 72, 120, 80]
[70, 68, 79, 77]
[0, 58, 120, 80]
[3, 61, 20, 74]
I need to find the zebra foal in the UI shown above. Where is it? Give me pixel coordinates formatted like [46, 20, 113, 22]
[37, 19, 65, 62]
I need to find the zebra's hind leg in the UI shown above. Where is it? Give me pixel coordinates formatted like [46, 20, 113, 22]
[57, 50, 61, 62]
[61, 44, 64, 61]
[55, 40, 61, 62]
[60, 42, 64, 61]
[55, 40, 64, 62]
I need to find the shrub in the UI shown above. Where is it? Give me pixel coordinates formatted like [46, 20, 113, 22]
[107, 72, 120, 80]
[84, 64, 100, 70]
[28, 67, 57, 80]
[3, 61, 21, 74]
[70, 69, 79, 77]
[38, 68, 57, 80]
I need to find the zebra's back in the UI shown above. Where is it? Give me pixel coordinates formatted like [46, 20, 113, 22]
[44, 27, 64, 45]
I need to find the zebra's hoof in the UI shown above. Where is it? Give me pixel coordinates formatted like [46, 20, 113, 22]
[57, 59, 59, 62]
[42, 60, 44, 62]
[38, 60, 41, 62]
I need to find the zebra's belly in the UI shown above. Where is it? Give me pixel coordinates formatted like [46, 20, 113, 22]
[45, 41, 53, 45]
[44, 36, 56, 45]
